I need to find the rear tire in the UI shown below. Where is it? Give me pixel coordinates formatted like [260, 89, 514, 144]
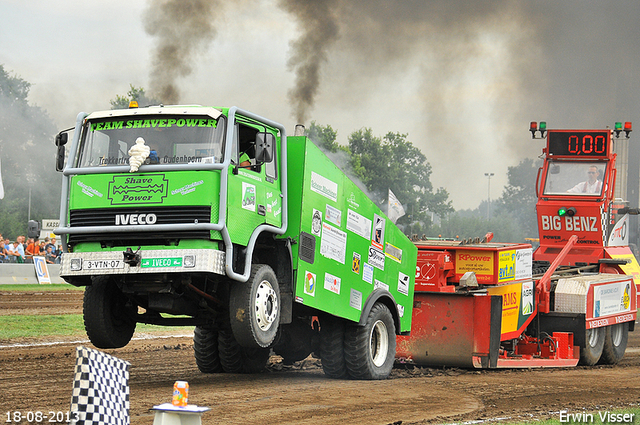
[344, 303, 396, 380]
[83, 276, 136, 349]
[193, 327, 223, 373]
[599, 323, 629, 365]
[579, 326, 605, 366]
[218, 329, 270, 373]
[230, 264, 280, 348]
[319, 317, 348, 379]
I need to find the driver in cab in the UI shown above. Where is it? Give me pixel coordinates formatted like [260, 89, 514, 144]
[567, 165, 602, 194]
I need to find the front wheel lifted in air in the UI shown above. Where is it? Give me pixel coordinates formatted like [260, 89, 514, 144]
[229, 264, 280, 348]
[83, 276, 136, 349]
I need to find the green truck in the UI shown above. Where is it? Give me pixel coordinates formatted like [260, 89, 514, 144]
[55, 105, 417, 379]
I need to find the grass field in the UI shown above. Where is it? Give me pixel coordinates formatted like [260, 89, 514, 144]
[0, 314, 193, 340]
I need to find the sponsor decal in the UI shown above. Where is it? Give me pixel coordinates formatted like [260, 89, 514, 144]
[310, 172, 338, 202]
[325, 204, 342, 226]
[311, 209, 322, 236]
[540, 215, 599, 232]
[374, 279, 389, 292]
[350, 288, 362, 310]
[363, 262, 374, 284]
[456, 250, 494, 283]
[498, 250, 516, 283]
[242, 182, 256, 212]
[346, 209, 372, 240]
[398, 272, 409, 296]
[346, 192, 360, 208]
[324, 272, 341, 295]
[77, 181, 104, 198]
[608, 214, 629, 247]
[593, 281, 632, 318]
[368, 246, 385, 271]
[372, 214, 385, 249]
[304, 271, 316, 297]
[522, 281, 534, 315]
[515, 248, 533, 280]
[171, 180, 204, 196]
[108, 174, 168, 205]
[385, 243, 402, 263]
[320, 222, 347, 264]
[352, 252, 361, 274]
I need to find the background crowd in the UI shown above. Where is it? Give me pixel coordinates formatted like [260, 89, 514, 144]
[0, 233, 62, 264]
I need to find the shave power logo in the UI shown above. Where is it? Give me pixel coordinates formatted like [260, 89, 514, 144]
[108, 174, 169, 205]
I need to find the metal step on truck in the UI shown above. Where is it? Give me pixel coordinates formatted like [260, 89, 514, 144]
[54, 104, 417, 380]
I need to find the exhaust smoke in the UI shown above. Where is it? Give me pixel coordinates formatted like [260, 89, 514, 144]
[143, 0, 221, 104]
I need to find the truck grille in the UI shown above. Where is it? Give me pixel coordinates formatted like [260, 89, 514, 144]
[68, 206, 212, 247]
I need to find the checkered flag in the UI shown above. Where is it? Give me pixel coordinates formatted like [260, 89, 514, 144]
[70, 346, 131, 425]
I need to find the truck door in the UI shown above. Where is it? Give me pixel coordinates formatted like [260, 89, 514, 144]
[226, 119, 282, 246]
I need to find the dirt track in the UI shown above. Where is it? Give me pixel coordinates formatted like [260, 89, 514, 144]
[2, 290, 640, 424]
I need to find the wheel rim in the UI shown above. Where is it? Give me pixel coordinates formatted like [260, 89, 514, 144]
[587, 328, 599, 348]
[255, 279, 278, 332]
[611, 324, 624, 347]
[369, 319, 389, 367]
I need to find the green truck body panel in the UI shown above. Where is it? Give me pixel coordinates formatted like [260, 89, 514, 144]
[58, 105, 416, 332]
[283, 137, 417, 332]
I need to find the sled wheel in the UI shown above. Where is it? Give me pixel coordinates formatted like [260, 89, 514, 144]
[83, 276, 136, 349]
[579, 326, 605, 366]
[599, 322, 629, 365]
[230, 264, 280, 348]
[218, 329, 270, 373]
[319, 317, 348, 379]
[193, 326, 223, 373]
[344, 303, 396, 380]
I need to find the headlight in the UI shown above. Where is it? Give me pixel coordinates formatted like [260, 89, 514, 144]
[183, 255, 195, 268]
[70, 258, 82, 271]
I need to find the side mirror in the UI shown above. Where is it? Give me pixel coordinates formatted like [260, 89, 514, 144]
[55, 132, 68, 147]
[54, 131, 69, 172]
[56, 145, 66, 172]
[255, 132, 274, 163]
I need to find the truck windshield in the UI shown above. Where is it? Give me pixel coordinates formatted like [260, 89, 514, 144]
[77, 114, 226, 168]
[543, 161, 607, 196]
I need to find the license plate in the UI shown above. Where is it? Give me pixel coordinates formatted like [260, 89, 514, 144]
[83, 259, 125, 270]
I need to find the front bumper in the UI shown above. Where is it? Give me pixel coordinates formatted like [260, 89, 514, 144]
[60, 249, 226, 277]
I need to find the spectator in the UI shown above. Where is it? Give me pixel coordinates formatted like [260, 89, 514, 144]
[45, 237, 56, 254]
[8, 240, 25, 263]
[1, 238, 9, 263]
[44, 245, 57, 264]
[25, 238, 38, 263]
[56, 244, 63, 264]
[18, 235, 26, 252]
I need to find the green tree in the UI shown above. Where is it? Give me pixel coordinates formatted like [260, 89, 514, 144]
[306, 121, 340, 153]
[0, 65, 59, 239]
[348, 128, 453, 233]
[110, 85, 160, 109]
[493, 158, 541, 240]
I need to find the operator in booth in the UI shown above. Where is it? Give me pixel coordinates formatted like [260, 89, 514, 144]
[567, 165, 602, 194]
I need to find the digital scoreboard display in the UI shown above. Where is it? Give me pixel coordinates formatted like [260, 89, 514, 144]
[547, 130, 610, 157]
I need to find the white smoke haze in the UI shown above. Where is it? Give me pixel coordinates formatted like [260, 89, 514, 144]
[3, 0, 640, 210]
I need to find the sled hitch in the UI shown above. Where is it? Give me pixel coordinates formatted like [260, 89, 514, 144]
[123, 246, 141, 267]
